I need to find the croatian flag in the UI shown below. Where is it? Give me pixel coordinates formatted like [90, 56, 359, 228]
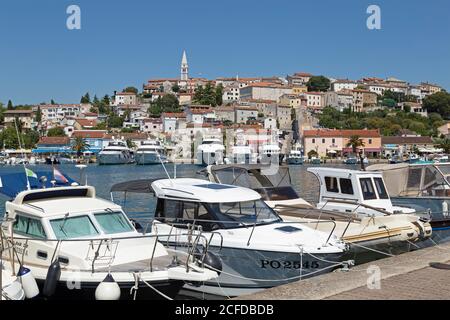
[53, 168, 69, 184]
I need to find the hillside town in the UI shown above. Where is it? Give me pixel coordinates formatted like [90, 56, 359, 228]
[1, 50, 449, 164]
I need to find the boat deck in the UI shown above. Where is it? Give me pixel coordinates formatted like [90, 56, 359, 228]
[235, 242, 450, 300]
[97, 254, 187, 273]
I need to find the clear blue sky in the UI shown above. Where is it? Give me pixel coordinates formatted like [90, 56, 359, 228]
[1, 0, 449, 105]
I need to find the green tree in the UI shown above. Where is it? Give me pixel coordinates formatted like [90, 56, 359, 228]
[307, 149, 318, 159]
[7, 100, 13, 110]
[306, 76, 330, 92]
[35, 106, 42, 123]
[423, 92, 450, 119]
[215, 84, 224, 106]
[108, 115, 124, 128]
[22, 130, 40, 149]
[0, 127, 20, 149]
[437, 138, 450, 154]
[72, 136, 90, 157]
[172, 84, 180, 93]
[193, 83, 221, 106]
[125, 138, 136, 149]
[50, 99, 56, 105]
[80, 93, 91, 104]
[123, 87, 138, 94]
[47, 127, 66, 137]
[148, 94, 180, 116]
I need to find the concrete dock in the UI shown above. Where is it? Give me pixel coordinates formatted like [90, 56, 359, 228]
[236, 242, 450, 300]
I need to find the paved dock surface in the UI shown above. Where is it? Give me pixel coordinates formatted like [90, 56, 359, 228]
[236, 242, 450, 300]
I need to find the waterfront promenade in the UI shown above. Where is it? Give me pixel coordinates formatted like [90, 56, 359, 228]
[236, 242, 450, 300]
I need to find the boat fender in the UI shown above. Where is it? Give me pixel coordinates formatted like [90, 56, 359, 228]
[194, 249, 222, 275]
[443, 201, 449, 217]
[95, 274, 121, 300]
[17, 266, 39, 299]
[43, 260, 61, 297]
[412, 221, 425, 240]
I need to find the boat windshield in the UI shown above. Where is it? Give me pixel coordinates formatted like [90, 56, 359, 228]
[210, 199, 280, 227]
[212, 167, 299, 200]
[94, 211, 134, 234]
[50, 215, 99, 239]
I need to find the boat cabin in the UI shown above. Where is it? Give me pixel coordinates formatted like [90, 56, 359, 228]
[367, 163, 450, 198]
[203, 165, 300, 202]
[111, 178, 281, 232]
[2, 186, 137, 240]
[307, 167, 402, 214]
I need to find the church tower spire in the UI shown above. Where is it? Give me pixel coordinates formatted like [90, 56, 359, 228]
[180, 50, 188, 81]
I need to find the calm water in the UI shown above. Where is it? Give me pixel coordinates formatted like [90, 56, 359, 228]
[0, 163, 357, 217]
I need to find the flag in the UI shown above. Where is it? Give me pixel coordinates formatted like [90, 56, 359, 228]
[25, 168, 37, 179]
[53, 168, 69, 184]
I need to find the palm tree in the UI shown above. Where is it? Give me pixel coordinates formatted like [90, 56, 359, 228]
[437, 138, 450, 154]
[346, 135, 365, 154]
[72, 136, 90, 157]
[346, 135, 366, 169]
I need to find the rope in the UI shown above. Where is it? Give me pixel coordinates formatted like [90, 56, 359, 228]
[140, 278, 174, 300]
[348, 241, 395, 257]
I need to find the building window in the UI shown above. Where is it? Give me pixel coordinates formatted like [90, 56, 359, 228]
[332, 138, 335, 144]
[368, 139, 372, 144]
[312, 139, 315, 143]
[322, 139, 325, 144]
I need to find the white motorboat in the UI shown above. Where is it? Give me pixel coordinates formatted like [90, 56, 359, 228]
[287, 143, 304, 165]
[1, 263, 25, 300]
[0, 175, 218, 300]
[259, 144, 280, 165]
[135, 140, 167, 165]
[98, 139, 134, 165]
[110, 178, 348, 297]
[202, 165, 432, 261]
[230, 145, 255, 164]
[196, 138, 225, 166]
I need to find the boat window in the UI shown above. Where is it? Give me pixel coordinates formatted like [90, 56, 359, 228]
[339, 178, 354, 195]
[423, 167, 438, 187]
[325, 177, 339, 193]
[181, 202, 197, 220]
[50, 215, 99, 239]
[94, 211, 134, 234]
[373, 178, 389, 199]
[13, 215, 46, 239]
[359, 178, 377, 200]
[215, 199, 280, 227]
[407, 168, 422, 190]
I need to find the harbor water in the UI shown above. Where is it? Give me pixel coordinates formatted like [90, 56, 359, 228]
[0, 163, 353, 218]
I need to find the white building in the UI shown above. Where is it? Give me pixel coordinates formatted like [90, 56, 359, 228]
[114, 92, 137, 105]
[331, 79, 358, 92]
[240, 83, 293, 102]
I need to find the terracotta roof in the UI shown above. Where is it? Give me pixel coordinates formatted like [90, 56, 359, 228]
[382, 136, 433, 145]
[304, 129, 381, 138]
[38, 136, 70, 145]
[4, 109, 34, 114]
[75, 118, 97, 127]
[161, 112, 186, 118]
[116, 92, 137, 96]
[104, 133, 149, 140]
[72, 130, 107, 139]
[293, 72, 312, 77]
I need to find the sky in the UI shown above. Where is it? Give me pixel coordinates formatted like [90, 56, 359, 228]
[0, 0, 449, 105]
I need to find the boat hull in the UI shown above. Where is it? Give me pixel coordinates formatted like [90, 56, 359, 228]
[287, 158, 303, 165]
[98, 154, 134, 165]
[196, 151, 224, 166]
[35, 279, 184, 300]
[183, 245, 344, 297]
[135, 153, 166, 165]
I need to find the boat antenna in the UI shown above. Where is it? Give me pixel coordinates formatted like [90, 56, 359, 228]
[157, 152, 172, 183]
[14, 117, 31, 190]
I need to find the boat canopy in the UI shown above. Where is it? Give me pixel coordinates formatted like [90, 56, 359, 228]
[110, 179, 157, 194]
[204, 164, 292, 189]
[367, 163, 450, 197]
[0, 171, 76, 198]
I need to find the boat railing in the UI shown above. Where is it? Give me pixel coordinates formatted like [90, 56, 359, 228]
[0, 226, 215, 275]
